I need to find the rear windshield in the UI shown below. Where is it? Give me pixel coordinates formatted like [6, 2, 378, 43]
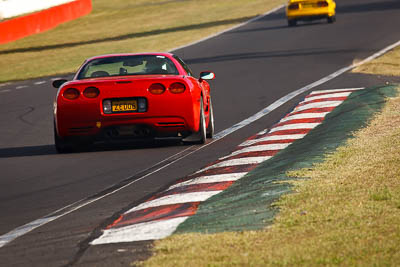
[77, 55, 179, 79]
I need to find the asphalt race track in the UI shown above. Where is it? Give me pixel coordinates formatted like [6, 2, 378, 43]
[0, 0, 400, 265]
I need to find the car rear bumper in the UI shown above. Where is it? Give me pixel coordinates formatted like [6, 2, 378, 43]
[287, 8, 335, 20]
[56, 115, 192, 139]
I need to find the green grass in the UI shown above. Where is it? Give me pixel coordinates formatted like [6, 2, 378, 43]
[0, 0, 285, 83]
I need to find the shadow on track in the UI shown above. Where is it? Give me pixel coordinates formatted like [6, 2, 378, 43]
[184, 47, 360, 64]
[337, 0, 400, 14]
[0, 139, 183, 158]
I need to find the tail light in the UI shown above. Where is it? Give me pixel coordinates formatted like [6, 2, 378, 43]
[63, 88, 80, 100]
[148, 83, 166, 95]
[83, 87, 100, 98]
[288, 3, 299, 9]
[317, 1, 328, 7]
[169, 82, 186, 94]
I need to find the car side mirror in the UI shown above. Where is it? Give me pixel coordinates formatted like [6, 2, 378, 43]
[199, 71, 215, 81]
[52, 79, 68, 88]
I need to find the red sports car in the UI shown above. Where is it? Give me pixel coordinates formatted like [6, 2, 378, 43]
[52, 52, 215, 153]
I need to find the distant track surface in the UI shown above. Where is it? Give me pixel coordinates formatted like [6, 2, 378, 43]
[0, 0, 399, 265]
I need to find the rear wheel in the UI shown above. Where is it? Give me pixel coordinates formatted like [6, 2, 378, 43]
[181, 97, 207, 144]
[327, 15, 336, 23]
[54, 122, 72, 153]
[197, 97, 207, 144]
[206, 98, 214, 138]
[288, 19, 297, 27]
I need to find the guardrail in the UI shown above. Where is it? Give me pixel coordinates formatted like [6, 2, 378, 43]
[0, 0, 92, 44]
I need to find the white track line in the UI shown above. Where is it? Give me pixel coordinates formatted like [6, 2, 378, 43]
[0, 83, 10, 87]
[91, 216, 190, 244]
[0, 10, 398, 249]
[168, 172, 247, 190]
[126, 191, 222, 213]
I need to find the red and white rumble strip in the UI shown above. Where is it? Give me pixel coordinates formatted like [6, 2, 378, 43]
[91, 88, 363, 245]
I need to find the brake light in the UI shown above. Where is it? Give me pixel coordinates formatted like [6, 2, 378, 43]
[148, 83, 166, 95]
[83, 86, 100, 98]
[63, 88, 80, 100]
[317, 1, 328, 7]
[288, 3, 299, 9]
[169, 82, 186, 94]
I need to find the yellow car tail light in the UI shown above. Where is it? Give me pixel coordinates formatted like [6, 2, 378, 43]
[317, 1, 329, 7]
[288, 3, 299, 10]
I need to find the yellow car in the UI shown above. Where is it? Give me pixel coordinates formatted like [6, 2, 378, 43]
[286, 0, 336, 26]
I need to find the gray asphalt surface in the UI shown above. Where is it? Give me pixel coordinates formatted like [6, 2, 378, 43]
[0, 0, 399, 266]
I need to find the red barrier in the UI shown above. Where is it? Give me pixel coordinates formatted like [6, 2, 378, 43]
[0, 0, 92, 44]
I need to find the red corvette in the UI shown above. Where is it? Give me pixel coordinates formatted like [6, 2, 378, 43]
[52, 52, 215, 153]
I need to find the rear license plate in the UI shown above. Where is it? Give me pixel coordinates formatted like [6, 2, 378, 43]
[302, 3, 314, 8]
[112, 100, 137, 112]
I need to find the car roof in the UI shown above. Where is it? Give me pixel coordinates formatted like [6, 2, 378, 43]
[85, 52, 175, 62]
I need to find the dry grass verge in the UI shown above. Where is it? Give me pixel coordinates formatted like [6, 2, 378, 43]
[353, 46, 400, 76]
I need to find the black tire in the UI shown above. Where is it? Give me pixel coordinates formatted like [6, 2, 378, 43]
[327, 16, 336, 23]
[206, 98, 214, 138]
[288, 19, 297, 27]
[197, 97, 207, 144]
[54, 122, 72, 153]
[180, 97, 207, 145]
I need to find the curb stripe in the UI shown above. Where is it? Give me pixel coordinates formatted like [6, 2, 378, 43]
[91, 217, 190, 245]
[273, 117, 324, 127]
[280, 112, 329, 122]
[126, 191, 222, 213]
[269, 123, 321, 133]
[245, 139, 297, 145]
[287, 107, 336, 117]
[110, 203, 200, 228]
[240, 134, 306, 146]
[308, 87, 365, 95]
[197, 156, 273, 173]
[304, 92, 352, 101]
[189, 164, 259, 178]
[91, 88, 365, 245]
[264, 129, 312, 135]
[169, 173, 247, 190]
[221, 150, 280, 161]
[294, 101, 343, 112]
[148, 182, 234, 201]
[297, 97, 348, 107]
[221, 143, 290, 158]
